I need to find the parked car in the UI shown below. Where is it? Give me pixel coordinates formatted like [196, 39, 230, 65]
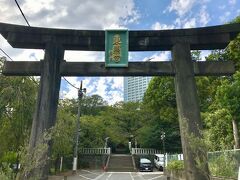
[139, 158, 153, 172]
[154, 154, 164, 171]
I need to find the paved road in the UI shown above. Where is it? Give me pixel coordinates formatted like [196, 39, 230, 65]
[49, 170, 167, 180]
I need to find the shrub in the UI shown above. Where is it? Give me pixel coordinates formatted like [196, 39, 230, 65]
[208, 154, 238, 178]
[0, 163, 14, 180]
[0, 151, 17, 164]
[166, 160, 184, 171]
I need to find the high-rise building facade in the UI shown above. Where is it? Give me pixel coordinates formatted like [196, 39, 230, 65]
[124, 76, 152, 102]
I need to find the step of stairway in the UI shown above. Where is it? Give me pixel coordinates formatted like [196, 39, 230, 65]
[107, 154, 135, 172]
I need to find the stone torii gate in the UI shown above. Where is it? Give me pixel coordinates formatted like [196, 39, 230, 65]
[1, 22, 240, 180]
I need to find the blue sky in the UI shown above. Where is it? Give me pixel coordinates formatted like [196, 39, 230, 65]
[0, 0, 240, 104]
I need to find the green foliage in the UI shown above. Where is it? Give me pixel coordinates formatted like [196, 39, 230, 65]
[18, 129, 53, 180]
[0, 151, 17, 164]
[80, 115, 105, 148]
[166, 160, 184, 171]
[208, 154, 238, 178]
[61, 94, 107, 116]
[0, 163, 14, 180]
[52, 107, 76, 157]
[227, 16, 240, 70]
[203, 109, 233, 150]
[187, 132, 209, 176]
[215, 71, 240, 119]
[143, 77, 181, 152]
[0, 57, 37, 166]
[99, 101, 146, 147]
[191, 50, 201, 61]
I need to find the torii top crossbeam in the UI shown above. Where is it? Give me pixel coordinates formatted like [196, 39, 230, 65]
[1, 22, 240, 76]
[0, 22, 240, 51]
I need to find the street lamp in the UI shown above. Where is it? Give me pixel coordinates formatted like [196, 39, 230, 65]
[105, 137, 110, 148]
[73, 81, 86, 174]
[161, 131, 166, 171]
[129, 134, 134, 153]
[135, 138, 137, 148]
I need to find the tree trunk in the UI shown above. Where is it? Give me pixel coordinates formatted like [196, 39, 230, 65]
[232, 119, 240, 149]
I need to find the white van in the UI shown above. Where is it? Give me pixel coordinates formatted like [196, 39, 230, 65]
[154, 154, 165, 171]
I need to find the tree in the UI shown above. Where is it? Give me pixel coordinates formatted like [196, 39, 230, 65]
[204, 109, 233, 150]
[0, 57, 38, 164]
[98, 101, 146, 150]
[214, 72, 240, 149]
[61, 94, 107, 116]
[51, 105, 76, 172]
[143, 77, 181, 152]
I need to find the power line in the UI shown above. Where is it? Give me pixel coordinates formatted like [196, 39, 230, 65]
[13, 0, 80, 90]
[14, 0, 79, 90]
[0, 48, 14, 61]
[14, 0, 30, 26]
[0, 47, 38, 85]
[62, 77, 79, 89]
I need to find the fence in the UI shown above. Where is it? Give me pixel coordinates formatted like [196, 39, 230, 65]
[79, 148, 111, 155]
[167, 149, 240, 179]
[208, 149, 240, 178]
[167, 153, 184, 162]
[131, 148, 161, 155]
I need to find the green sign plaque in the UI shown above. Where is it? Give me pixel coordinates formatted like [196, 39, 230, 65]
[105, 29, 128, 67]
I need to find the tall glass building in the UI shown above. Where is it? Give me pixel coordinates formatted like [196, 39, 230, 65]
[123, 77, 152, 102]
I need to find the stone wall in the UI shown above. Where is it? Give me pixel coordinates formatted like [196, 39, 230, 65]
[78, 154, 108, 169]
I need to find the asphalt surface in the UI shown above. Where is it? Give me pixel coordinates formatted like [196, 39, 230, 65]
[49, 169, 167, 180]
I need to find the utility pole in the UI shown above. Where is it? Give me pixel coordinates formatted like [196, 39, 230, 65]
[161, 131, 166, 170]
[73, 81, 86, 174]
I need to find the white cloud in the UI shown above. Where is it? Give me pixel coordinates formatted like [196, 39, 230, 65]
[229, 0, 237, 5]
[22, 0, 55, 14]
[151, 22, 175, 30]
[6, 0, 139, 29]
[183, 18, 196, 28]
[167, 0, 196, 16]
[64, 51, 104, 62]
[0, 35, 44, 61]
[174, 17, 196, 29]
[143, 52, 171, 62]
[61, 77, 79, 99]
[198, 6, 210, 26]
[94, 77, 123, 104]
[200, 50, 211, 61]
[0, 0, 140, 104]
[218, 5, 226, 10]
[219, 11, 231, 23]
[60, 76, 123, 105]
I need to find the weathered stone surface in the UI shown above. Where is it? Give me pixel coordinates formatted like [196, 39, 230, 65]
[2, 61, 235, 76]
[0, 22, 240, 50]
[172, 43, 210, 180]
[28, 40, 64, 179]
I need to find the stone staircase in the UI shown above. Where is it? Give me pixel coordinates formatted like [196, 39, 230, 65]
[107, 154, 135, 172]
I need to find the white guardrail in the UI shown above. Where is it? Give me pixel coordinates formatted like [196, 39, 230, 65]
[79, 148, 111, 155]
[131, 148, 162, 155]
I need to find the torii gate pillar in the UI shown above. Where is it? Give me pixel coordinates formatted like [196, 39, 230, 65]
[28, 40, 64, 179]
[173, 43, 209, 179]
